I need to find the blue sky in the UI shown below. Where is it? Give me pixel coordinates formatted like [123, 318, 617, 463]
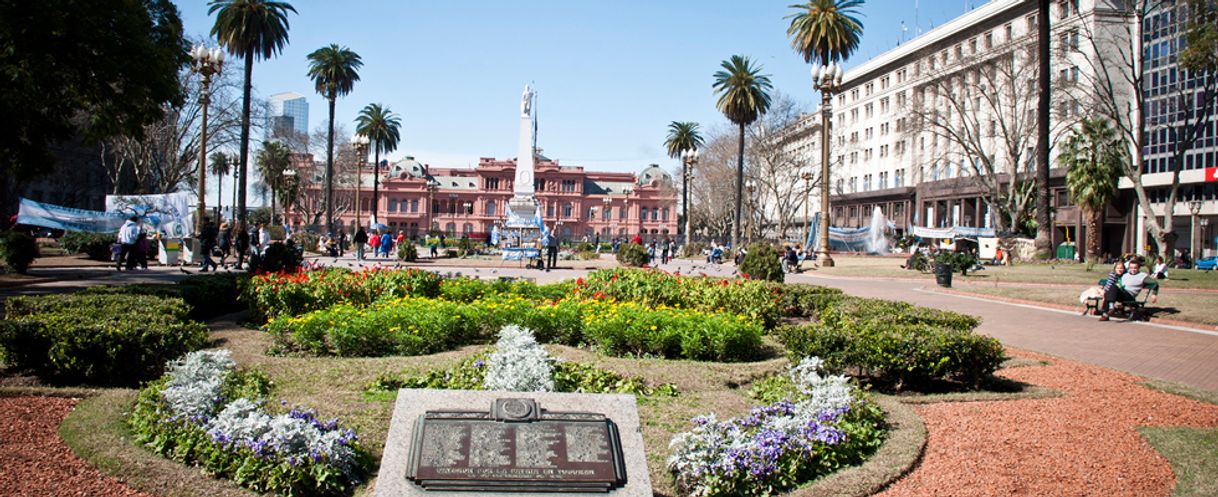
[179, 0, 982, 174]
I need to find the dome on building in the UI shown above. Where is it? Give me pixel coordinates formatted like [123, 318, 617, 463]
[637, 164, 673, 186]
[388, 156, 427, 179]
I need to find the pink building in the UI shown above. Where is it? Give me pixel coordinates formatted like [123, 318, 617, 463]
[290, 155, 678, 243]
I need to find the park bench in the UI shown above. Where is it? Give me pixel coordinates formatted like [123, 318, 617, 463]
[1083, 278, 1159, 321]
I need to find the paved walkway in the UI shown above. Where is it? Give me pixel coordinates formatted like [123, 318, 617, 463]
[6, 254, 1216, 394]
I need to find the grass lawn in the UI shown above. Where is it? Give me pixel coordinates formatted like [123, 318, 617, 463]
[1139, 427, 1218, 497]
[957, 285, 1218, 327]
[811, 255, 1218, 290]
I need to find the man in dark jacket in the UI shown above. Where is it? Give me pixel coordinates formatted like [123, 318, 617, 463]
[234, 226, 250, 270]
[353, 227, 368, 260]
[199, 218, 219, 272]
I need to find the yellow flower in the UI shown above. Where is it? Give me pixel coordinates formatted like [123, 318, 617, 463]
[650, 325, 657, 331]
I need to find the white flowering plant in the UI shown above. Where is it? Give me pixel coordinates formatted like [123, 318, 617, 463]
[482, 325, 556, 392]
[130, 350, 369, 496]
[666, 357, 886, 497]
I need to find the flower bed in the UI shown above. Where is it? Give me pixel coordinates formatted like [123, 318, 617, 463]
[0, 294, 208, 385]
[129, 350, 370, 496]
[776, 300, 1004, 391]
[245, 267, 443, 321]
[367, 326, 678, 397]
[667, 358, 886, 497]
[266, 294, 763, 362]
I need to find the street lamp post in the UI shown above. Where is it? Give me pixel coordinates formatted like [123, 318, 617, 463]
[801, 171, 813, 248]
[746, 179, 757, 244]
[352, 134, 370, 229]
[602, 197, 611, 243]
[283, 168, 297, 231]
[623, 187, 633, 241]
[190, 43, 224, 240]
[811, 62, 844, 267]
[681, 148, 699, 247]
[1189, 200, 1202, 263]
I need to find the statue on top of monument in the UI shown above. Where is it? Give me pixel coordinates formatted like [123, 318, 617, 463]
[521, 84, 534, 117]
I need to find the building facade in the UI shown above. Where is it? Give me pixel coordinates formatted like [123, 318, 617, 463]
[782, 0, 1216, 258]
[288, 155, 679, 243]
[268, 92, 309, 138]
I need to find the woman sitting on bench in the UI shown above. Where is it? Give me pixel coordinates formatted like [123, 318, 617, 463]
[1098, 259, 1158, 321]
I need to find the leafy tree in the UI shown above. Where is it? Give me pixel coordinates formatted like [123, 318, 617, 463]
[0, 0, 187, 187]
[1182, 0, 1217, 74]
[664, 121, 704, 245]
[209, 0, 296, 230]
[306, 44, 362, 236]
[255, 141, 291, 226]
[1062, 119, 1122, 265]
[712, 55, 772, 250]
[354, 103, 402, 227]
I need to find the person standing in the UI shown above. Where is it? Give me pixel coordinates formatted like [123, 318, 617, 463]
[380, 230, 393, 258]
[258, 224, 271, 255]
[116, 216, 140, 271]
[353, 227, 368, 260]
[396, 230, 407, 258]
[217, 223, 232, 268]
[135, 231, 150, 269]
[337, 230, 347, 257]
[546, 229, 559, 271]
[234, 226, 250, 270]
[198, 217, 219, 272]
[661, 238, 671, 264]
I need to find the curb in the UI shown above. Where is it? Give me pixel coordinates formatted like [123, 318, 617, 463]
[934, 287, 1218, 332]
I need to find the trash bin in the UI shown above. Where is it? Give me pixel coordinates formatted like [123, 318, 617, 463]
[1056, 242, 1076, 260]
[934, 262, 953, 288]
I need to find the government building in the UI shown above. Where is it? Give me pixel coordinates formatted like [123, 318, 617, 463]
[288, 153, 679, 243]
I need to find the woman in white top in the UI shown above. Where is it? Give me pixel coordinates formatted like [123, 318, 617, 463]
[258, 224, 271, 254]
[1152, 256, 1169, 279]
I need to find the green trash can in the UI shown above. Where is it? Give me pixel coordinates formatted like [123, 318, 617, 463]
[934, 262, 953, 288]
[1056, 243, 1076, 260]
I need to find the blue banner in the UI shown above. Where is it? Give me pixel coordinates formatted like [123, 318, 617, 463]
[17, 198, 127, 233]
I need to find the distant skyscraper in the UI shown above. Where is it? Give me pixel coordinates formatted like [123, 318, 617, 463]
[268, 92, 309, 144]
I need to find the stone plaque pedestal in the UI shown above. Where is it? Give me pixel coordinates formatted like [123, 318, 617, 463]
[376, 390, 652, 497]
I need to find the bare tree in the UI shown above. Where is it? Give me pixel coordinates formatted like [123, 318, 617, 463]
[1077, 0, 1218, 254]
[743, 93, 819, 240]
[689, 128, 739, 242]
[904, 43, 1064, 233]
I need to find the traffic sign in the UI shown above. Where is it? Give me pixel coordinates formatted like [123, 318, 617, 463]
[1207, 166, 1218, 182]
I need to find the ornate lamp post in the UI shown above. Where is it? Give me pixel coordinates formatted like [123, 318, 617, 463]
[623, 187, 633, 240]
[351, 134, 370, 229]
[681, 148, 699, 247]
[190, 43, 224, 239]
[282, 168, 297, 231]
[602, 196, 611, 241]
[811, 62, 844, 266]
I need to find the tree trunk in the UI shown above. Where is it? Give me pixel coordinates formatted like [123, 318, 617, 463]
[1086, 206, 1101, 264]
[733, 123, 744, 250]
[237, 53, 253, 231]
[372, 148, 381, 228]
[1034, 0, 1053, 259]
[324, 96, 336, 237]
[216, 171, 223, 221]
[682, 158, 690, 246]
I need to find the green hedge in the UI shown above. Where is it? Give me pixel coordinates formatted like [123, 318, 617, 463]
[0, 232, 38, 274]
[776, 299, 1002, 391]
[267, 295, 763, 362]
[739, 242, 783, 282]
[60, 232, 115, 261]
[616, 243, 649, 267]
[0, 294, 208, 384]
[83, 273, 249, 321]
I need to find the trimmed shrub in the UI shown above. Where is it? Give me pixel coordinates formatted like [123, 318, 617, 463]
[579, 269, 799, 328]
[680, 241, 708, 258]
[398, 241, 418, 261]
[291, 232, 321, 253]
[61, 232, 116, 261]
[616, 242, 649, 267]
[775, 300, 1002, 390]
[739, 242, 783, 282]
[84, 273, 249, 321]
[0, 232, 38, 274]
[0, 294, 208, 384]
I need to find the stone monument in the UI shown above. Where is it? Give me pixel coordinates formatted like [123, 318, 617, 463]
[506, 84, 540, 229]
[377, 390, 652, 497]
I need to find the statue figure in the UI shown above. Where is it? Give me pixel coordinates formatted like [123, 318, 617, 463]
[521, 84, 534, 117]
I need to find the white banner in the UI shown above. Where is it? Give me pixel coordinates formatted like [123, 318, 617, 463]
[105, 192, 197, 238]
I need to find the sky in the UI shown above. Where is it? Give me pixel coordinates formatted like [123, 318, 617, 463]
[179, 0, 985, 175]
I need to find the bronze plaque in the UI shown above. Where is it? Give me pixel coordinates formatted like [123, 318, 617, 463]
[407, 398, 627, 492]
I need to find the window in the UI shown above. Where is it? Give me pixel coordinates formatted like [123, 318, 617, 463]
[1060, 29, 1079, 52]
[546, 204, 555, 217]
[603, 206, 611, 220]
[485, 200, 495, 216]
[411, 199, 419, 213]
[865, 103, 874, 118]
[851, 108, 859, 121]
[562, 202, 573, 218]
[561, 179, 577, 192]
[880, 76, 890, 90]
[662, 208, 669, 222]
[389, 198, 399, 212]
[985, 32, 994, 49]
[896, 168, 906, 187]
[851, 88, 859, 101]
[485, 177, 500, 190]
[969, 38, 977, 54]
[849, 177, 857, 193]
[535, 179, 546, 191]
[1005, 23, 1013, 41]
[865, 128, 873, 140]
[880, 144, 889, 157]
[1058, 0, 1078, 17]
[879, 171, 889, 189]
[640, 207, 648, 221]
[954, 44, 963, 60]
[897, 68, 907, 84]
[880, 97, 890, 113]
[880, 122, 890, 135]
[619, 206, 626, 219]
[865, 82, 874, 96]
[1026, 14, 1037, 33]
[863, 174, 872, 191]
[587, 206, 595, 220]
[651, 208, 658, 221]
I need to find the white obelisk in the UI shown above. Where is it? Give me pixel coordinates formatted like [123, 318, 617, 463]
[506, 84, 540, 227]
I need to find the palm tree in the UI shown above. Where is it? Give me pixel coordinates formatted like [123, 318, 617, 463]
[255, 140, 292, 226]
[713, 55, 772, 249]
[354, 103, 402, 228]
[1062, 118, 1122, 265]
[1035, 0, 1052, 259]
[209, 0, 296, 230]
[663, 121, 704, 246]
[209, 151, 230, 221]
[787, 0, 864, 267]
[307, 44, 362, 236]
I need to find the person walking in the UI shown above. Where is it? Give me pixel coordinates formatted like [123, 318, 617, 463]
[546, 229, 559, 271]
[198, 217, 219, 272]
[116, 216, 140, 271]
[370, 230, 381, 258]
[337, 230, 347, 257]
[257, 224, 271, 255]
[135, 231, 150, 269]
[354, 227, 368, 260]
[661, 238, 671, 264]
[234, 226, 250, 270]
[395, 230, 407, 258]
[217, 223, 232, 268]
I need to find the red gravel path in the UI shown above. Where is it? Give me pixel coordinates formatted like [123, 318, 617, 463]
[0, 396, 152, 497]
[878, 349, 1218, 497]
